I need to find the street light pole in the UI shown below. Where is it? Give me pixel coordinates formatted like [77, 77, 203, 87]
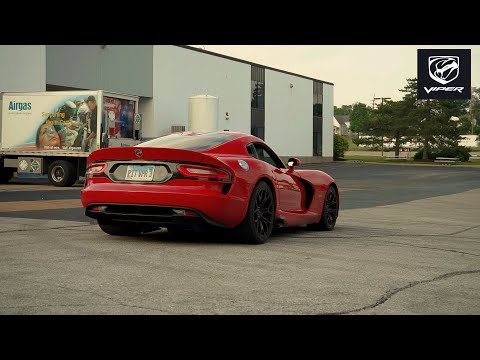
[377, 97, 391, 157]
[470, 97, 474, 135]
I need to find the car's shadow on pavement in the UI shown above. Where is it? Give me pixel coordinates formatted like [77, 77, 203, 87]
[128, 226, 317, 245]
[135, 228, 244, 245]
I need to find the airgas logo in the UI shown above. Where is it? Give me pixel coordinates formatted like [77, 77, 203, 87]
[8, 101, 32, 111]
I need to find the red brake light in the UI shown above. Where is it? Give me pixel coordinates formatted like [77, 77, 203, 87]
[86, 163, 107, 177]
[177, 164, 231, 181]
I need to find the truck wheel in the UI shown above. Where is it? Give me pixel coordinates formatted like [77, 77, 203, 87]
[48, 160, 76, 187]
[0, 167, 14, 183]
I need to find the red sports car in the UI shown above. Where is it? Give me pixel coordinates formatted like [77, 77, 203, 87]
[81, 132, 339, 244]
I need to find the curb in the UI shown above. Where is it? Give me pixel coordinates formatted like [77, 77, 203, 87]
[343, 160, 480, 168]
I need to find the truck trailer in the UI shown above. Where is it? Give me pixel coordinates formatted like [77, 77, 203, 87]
[0, 91, 142, 186]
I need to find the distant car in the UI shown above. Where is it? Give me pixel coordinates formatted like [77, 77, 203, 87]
[81, 132, 339, 244]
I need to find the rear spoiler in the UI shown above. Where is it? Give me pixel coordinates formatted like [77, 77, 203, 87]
[87, 147, 231, 170]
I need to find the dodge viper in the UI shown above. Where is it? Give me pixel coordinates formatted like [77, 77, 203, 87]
[81, 131, 339, 244]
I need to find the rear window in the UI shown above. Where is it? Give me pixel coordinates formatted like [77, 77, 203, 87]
[137, 133, 234, 151]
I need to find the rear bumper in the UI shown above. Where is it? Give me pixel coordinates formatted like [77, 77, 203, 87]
[81, 182, 248, 228]
[85, 203, 224, 228]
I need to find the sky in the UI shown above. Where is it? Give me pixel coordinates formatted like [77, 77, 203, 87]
[193, 45, 480, 107]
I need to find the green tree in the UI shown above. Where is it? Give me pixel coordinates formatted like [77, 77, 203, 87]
[467, 87, 480, 135]
[348, 79, 472, 156]
[458, 115, 473, 134]
[399, 78, 468, 160]
[334, 105, 353, 116]
[371, 100, 413, 156]
[349, 103, 371, 133]
[400, 78, 468, 160]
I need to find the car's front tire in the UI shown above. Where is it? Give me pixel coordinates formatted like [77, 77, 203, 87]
[233, 181, 275, 244]
[307, 185, 338, 231]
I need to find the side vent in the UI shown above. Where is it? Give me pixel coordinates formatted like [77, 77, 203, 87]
[222, 184, 232, 194]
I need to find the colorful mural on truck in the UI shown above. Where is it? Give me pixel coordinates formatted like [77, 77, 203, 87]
[2, 93, 99, 153]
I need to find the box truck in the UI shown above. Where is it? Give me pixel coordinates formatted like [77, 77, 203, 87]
[0, 91, 143, 186]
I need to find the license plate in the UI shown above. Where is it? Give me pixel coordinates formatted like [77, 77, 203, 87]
[125, 165, 155, 181]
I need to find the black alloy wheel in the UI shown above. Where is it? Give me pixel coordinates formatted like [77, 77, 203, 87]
[253, 187, 274, 239]
[307, 185, 338, 231]
[234, 181, 275, 244]
[324, 188, 338, 228]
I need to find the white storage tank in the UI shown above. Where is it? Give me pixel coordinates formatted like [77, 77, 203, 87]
[188, 95, 219, 132]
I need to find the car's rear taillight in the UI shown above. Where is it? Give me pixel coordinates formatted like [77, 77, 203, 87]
[86, 163, 107, 177]
[177, 164, 231, 181]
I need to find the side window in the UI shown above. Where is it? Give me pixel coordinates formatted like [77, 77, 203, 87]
[246, 143, 258, 158]
[253, 143, 285, 168]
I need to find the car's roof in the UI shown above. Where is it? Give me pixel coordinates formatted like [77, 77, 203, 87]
[137, 131, 262, 153]
[177, 131, 250, 139]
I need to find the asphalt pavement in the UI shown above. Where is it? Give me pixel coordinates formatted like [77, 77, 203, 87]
[1, 162, 479, 314]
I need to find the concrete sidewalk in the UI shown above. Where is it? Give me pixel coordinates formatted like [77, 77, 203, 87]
[346, 150, 480, 157]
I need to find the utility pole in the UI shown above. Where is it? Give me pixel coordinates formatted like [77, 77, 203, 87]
[380, 97, 391, 105]
[373, 96, 391, 157]
[470, 95, 474, 135]
[372, 95, 381, 109]
[380, 98, 390, 157]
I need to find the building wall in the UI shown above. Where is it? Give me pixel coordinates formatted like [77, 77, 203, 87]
[0, 45, 334, 159]
[322, 83, 334, 158]
[459, 134, 479, 147]
[264, 69, 313, 157]
[0, 46, 46, 92]
[150, 46, 251, 138]
[138, 97, 155, 138]
[46, 45, 153, 97]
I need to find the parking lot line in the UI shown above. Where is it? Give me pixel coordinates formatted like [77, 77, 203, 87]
[0, 199, 83, 212]
[0, 185, 82, 192]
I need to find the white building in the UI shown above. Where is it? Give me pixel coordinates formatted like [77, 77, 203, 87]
[459, 135, 479, 147]
[0, 45, 334, 161]
[334, 115, 351, 136]
[333, 117, 341, 134]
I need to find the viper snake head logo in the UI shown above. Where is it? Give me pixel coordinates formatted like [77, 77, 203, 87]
[428, 56, 459, 85]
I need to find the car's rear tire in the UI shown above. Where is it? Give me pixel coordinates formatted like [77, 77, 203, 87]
[97, 220, 157, 236]
[307, 185, 338, 231]
[233, 181, 275, 244]
[48, 160, 77, 187]
[0, 167, 14, 183]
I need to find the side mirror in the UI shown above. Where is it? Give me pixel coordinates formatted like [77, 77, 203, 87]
[287, 157, 301, 171]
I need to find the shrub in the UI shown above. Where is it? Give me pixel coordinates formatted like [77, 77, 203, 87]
[435, 146, 471, 162]
[334, 134, 349, 160]
[434, 147, 456, 159]
[414, 146, 471, 162]
[457, 147, 471, 162]
[414, 148, 435, 160]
